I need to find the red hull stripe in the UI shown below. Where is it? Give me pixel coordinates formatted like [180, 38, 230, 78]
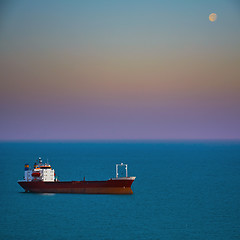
[18, 179, 135, 194]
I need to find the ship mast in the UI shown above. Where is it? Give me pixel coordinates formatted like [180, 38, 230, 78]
[116, 163, 128, 178]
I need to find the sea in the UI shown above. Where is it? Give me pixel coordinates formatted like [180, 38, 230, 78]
[0, 141, 240, 240]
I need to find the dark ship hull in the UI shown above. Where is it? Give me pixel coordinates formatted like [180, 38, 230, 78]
[18, 178, 135, 194]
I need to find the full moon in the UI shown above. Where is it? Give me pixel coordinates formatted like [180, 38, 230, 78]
[209, 13, 217, 22]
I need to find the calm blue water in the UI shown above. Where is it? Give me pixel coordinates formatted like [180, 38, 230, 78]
[0, 141, 240, 240]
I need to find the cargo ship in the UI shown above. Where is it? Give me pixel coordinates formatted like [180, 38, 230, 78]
[18, 157, 136, 194]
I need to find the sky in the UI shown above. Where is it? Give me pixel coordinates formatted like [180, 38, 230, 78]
[0, 0, 240, 140]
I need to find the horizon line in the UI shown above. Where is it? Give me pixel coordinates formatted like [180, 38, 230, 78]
[0, 138, 240, 143]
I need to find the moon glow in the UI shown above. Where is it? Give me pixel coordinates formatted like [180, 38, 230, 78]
[209, 13, 217, 22]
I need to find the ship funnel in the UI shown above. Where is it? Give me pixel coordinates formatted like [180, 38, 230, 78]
[25, 164, 29, 170]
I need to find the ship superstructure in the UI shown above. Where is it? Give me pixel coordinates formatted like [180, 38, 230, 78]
[18, 159, 136, 194]
[24, 157, 55, 182]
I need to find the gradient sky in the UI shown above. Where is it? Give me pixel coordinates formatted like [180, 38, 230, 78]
[0, 0, 240, 140]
